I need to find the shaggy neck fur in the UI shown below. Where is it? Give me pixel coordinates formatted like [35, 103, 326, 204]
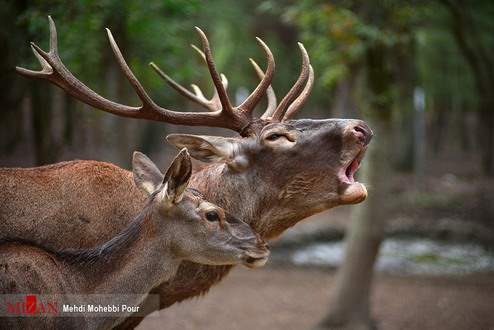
[189, 163, 301, 239]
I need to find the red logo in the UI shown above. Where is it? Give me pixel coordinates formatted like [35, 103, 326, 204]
[1, 295, 58, 315]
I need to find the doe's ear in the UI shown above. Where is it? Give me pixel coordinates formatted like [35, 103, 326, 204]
[163, 148, 192, 204]
[166, 134, 248, 171]
[132, 151, 164, 195]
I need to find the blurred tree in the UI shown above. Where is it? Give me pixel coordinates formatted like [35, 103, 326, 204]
[0, 1, 29, 156]
[439, 0, 494, 175]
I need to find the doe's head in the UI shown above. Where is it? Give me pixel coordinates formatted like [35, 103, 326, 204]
[132, 149, 269, 268]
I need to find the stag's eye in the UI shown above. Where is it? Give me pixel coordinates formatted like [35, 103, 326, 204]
[205, 211, 220, 222]
[266, 133, 283, 141]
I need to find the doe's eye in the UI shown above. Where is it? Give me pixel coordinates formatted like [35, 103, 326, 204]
[266, 133, 282, 141]
[205, 211, 220, 222]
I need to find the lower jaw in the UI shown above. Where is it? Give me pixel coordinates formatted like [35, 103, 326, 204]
[243, 257, 268, 269]
[339, 182, 368, 204]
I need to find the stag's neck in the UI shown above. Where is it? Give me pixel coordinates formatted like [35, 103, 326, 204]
[190, 163, 288, 237]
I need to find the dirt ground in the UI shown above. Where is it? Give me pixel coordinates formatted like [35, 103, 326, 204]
[137, 266, 494, 330]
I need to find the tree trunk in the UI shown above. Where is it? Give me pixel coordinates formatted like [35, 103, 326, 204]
[413, 87, 426, 187]
[479, 97, 494, 175]
[431, 98, 448, 154]
[331, 65, 361, 118]
[101, 12, 131, 166]
[393, 40, 416, 172]
[0, 1, 27, 155]
[317, 43, 394, 330]
[63, 93, 76, 146]
[316, 120, 391, 330]
[440, 0, 494, 175]
[31, 83, 60, 165]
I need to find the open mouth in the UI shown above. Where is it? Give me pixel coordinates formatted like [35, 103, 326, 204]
[242, 251, 270, 269]
[339, 150, 365, 184]
[244, 256, 268, 268]
[344, 158, 360, 183]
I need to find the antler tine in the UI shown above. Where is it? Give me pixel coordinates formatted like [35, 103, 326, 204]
[238, 37, 275, 115]
[16, 15, 55, 78]
[283, 64, 314, 120]
[16, 45, 53, 78]
[149, 61, 214, 110]
[105, 28, 157, 108]
[191, 44, 206, 61]
[190, 44, 228, 91]
[250, 58, 277, 119]
[48, 15, 58, 54]
[190, 44, 229, 111]
[194, 27, 234, 117]
[271, 42, 310, 121]
[207, 74, 228, 111]
[190, 84, 206, 99]
[17, 17, 142, 117]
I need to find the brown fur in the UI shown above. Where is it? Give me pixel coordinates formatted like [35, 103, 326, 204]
[0, 161, 144, 250]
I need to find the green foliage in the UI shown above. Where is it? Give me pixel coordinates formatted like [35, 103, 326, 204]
[416, 27, 476, 108]
[273, 0, 420, 89]
[16, 0, 203, 98]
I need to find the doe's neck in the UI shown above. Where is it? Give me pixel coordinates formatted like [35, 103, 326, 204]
[80, 213, 181, 295]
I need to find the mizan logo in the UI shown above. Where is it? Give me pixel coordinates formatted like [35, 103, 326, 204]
[0, 295, 59, 315]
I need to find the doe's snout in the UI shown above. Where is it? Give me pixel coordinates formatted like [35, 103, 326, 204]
[349, 120, 373, 146]
[240, 236, 270, 269]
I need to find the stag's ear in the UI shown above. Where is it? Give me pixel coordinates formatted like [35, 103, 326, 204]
[132, 151, 164, 195]
[163, 148, 192, 204]
[166, 134, 248, 171]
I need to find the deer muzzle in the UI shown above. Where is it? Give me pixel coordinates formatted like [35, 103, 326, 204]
[240, 240, 270, 269]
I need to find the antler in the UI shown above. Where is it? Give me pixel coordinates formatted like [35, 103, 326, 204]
[17, 16, 313, 136]
[153, 43, 311, 123]
[250, 44, 314, 121]
[250, 58, 277, 119]
[16, 17, 274, 135]
[270, 43, 312, 121]
[283, 64, 314, 120]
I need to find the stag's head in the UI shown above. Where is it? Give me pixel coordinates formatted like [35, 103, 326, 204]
[132, 149, 269, 268]
[168, 117, 371, 213]
[17, 17, 372, 238]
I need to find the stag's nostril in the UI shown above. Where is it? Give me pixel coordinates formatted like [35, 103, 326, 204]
[353, 124, 372, 145]
[354, 125, 365, 134]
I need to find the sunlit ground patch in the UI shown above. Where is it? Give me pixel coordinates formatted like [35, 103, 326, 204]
[291, 238, 494, 275]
